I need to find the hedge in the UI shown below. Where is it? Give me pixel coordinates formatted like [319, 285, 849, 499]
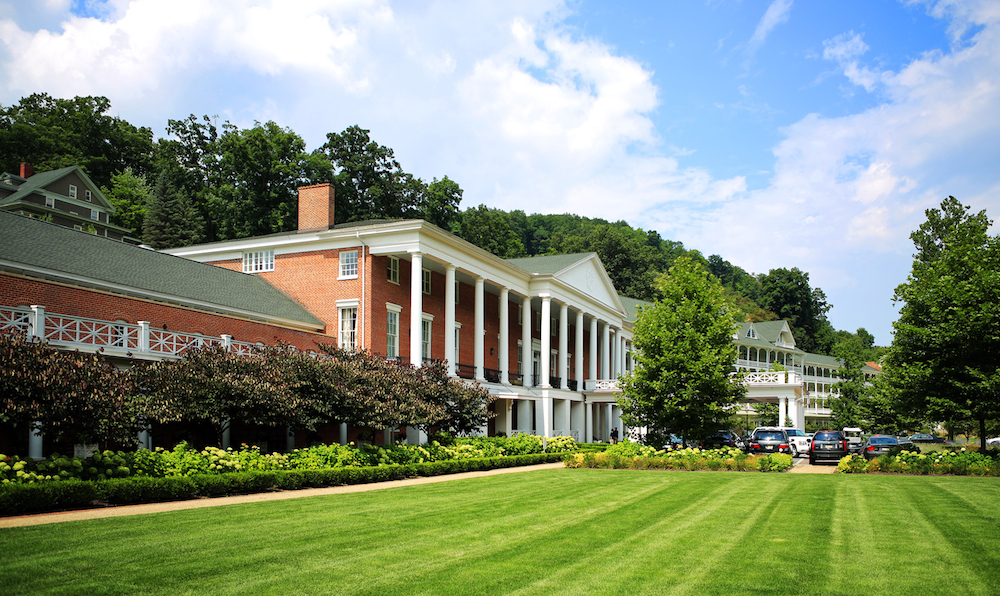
[0, 453, 563, 516]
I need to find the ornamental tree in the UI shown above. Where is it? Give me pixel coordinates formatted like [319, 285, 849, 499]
[135, 344, 305, 447]
[618, 255, 746, 446]
[0, 332, 140, 446]
[882, 197, 1000, 449]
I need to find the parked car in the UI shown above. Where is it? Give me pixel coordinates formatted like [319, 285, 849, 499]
[842, 427, 864, 453]
[987, 437, 1000, 447]
[896, 436, 920, 453]
[860, 435, 900, 460]
[809, 430, 849, 465]
[783, 428, 812, 457]
[747, 427, 790, 454]
[701, 430, 742, 450]
[908, 433, 936, 443]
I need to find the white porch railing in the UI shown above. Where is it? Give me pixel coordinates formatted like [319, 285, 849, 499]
[585, 379, 620, 392]
[0, 304, 260, 359]
[737, 371, 802, 385]
[550, 429, 581, 441]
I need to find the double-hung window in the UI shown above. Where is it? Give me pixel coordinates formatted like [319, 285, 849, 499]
[243, 250, 274, 273]
[422, 269, 432, 294]
[340, 249, 358, 279]
[386, 303, 401, 359]
[91, 209, 99, 221]
[421, 314, 433, 360]
[338, 300, 359, 351]
[68, 184, 77, 199]
[387, 256, 399, 284]
[84, 189, 92, 202]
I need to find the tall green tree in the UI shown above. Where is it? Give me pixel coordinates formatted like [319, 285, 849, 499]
[618, 256, 746, 445]
[883, 197, 1000, 449]
[210, 121, 318, 239]
[0, 93, 155, 188]
[456, 205, 527, 258]
[102, 167, 150, 237]
[759, 267, 834, 354]
[142, 169, 204, 249]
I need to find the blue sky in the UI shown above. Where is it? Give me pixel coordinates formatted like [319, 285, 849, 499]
[1, 0, 998, 346]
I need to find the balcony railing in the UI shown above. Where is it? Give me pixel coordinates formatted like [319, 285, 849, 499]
[585, 379, 620, 392]
[1, 304, 261, 359]
[737, 371, 802, 385]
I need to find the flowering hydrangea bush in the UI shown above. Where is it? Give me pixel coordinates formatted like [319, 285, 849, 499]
[0, 434, 577, 484]
[565, 445, 793, 472]
[837, 447, 1000, 476]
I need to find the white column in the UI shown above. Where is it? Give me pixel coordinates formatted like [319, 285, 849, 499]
[409, 252, 423, 367]
[445, 265, 456, 377]
[779, 397, 788, 427]
[517, 399, 534, 433]
[585, 401, 593, 443]
[29, 306, 45, 460]
[474, 276, 486, 381]
[601, 322, 611, 380]
[499, 288, 510, 384]
[522, 296, 532, 388]
[503, 400, 513, 437]
[541, 397, 553, 439]
[339, 422, 348, 446]
[589, 317, 598, 387]
[406, 426, 427, 445]
[286, 426, 295, 452]
[222, 422, 231, 449]
[138, 321, 150, 353]
[540, 296, 551, 388]
[575, 311, 584, 390]
[605, 403, 613, 442]
[558, 303, 569, 389]
[618, 332, 626, 377]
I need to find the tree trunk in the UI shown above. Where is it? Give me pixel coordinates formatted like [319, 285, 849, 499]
[980, 416, 987, 451]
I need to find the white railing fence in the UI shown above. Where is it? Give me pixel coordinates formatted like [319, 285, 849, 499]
[0, 304, 260, 359]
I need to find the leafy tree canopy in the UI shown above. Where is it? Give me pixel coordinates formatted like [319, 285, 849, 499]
[883, 196, 1000, 448]
[618, 255, 746, 445]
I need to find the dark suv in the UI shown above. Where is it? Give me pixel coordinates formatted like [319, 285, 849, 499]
[809, 430, 849, 465]
[747, 427, 790, 454]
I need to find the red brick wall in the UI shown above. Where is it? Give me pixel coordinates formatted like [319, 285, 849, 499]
[0, 273, 332, 350]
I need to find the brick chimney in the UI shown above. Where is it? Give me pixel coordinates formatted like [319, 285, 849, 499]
[19, 162, 33, 178]
[297, 183, 335, 230]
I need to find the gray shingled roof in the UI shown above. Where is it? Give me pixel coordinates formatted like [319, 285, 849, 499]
[506, 253, 594, 275]
[0, 211, 323, 328]
[619, 296, 650, 324]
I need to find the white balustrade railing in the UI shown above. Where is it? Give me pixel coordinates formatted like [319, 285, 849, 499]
[586, 379, 620, 392]
[737, 371, 802, 385]
[0, 304, 263, 359]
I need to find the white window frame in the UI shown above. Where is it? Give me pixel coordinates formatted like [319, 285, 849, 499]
[518, 304, 523, 325]
[68, 184, 77, 199]
[455, 280, 460, 305]
[242, 250, 275, 273]
[421, 314, 434, 360]
[453, 322, 462, 364]
[73, 225, 83, 231]
[339, 249, 359, 279]
[84, 189, 92, 202]
[517, 339, 523, 375]
[386, 303, 402, 359]
[45, 196, 54, 208]
[422, 268, 432, 295]
[337, 299, 360, 351]
[90, 209, 99, 221]
[387, 256, 399, 284]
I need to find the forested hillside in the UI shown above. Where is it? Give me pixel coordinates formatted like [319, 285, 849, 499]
[0, 93, 879, 357]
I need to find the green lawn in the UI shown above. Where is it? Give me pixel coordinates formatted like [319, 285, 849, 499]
[1, 469, 999, 595]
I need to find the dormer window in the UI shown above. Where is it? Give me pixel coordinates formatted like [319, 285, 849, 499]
[69, 185, 77, 199]
[746, 327, 757, 339]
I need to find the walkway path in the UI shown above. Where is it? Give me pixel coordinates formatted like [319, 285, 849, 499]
[0, 463, 566, 529]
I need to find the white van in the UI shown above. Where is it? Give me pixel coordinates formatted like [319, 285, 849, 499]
[842, 427, 863, 453]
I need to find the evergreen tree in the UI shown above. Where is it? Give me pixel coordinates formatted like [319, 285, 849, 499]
[142, 170, 204, 249]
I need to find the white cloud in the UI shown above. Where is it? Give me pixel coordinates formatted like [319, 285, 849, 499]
[746, 0, 793, 58]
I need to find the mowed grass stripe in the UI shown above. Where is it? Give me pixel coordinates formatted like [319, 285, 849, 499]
[1, 471, 999, 596]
